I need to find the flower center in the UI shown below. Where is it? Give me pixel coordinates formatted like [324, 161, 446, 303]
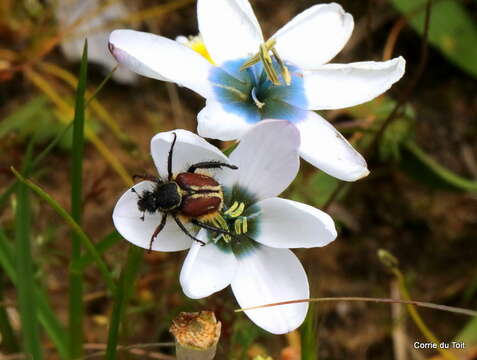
[210, 201, 249, 243]
[208, 48, 308, 123]
[240, 38, 291, 87]
[205, 185, 259, 245]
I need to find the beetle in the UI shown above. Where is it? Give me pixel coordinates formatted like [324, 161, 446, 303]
[131, 132, 238, 251]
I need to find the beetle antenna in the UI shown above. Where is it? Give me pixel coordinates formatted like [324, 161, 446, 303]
[168, 132, 177, 181]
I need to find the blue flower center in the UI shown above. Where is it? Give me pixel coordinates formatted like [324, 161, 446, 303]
[209, 58, 308, 124]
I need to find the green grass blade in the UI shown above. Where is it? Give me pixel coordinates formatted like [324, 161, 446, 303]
[403, 141, 477, 192]
[106, 246, 143, 360]
[72, 231, 121, 272]
[69, 39, 88, 360]
[0, 271, 19, 353]
[15, 148, 43, 359]
[11, 168, 117, 295]
[301, 306, 319, 360]
[85, 65, 118, 107]
[0, 229, 16, 282]
[0, 229, 69, 359]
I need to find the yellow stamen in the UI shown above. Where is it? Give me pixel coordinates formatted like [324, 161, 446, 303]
[242, 217, 248, 234]
[224, 201, 239, 216]
[234, 218, 242, 235]
[229, 202, 245, 218]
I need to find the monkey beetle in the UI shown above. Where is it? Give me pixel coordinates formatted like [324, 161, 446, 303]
[132, 133, 238, 251]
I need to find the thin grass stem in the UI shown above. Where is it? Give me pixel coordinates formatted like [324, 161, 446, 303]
[68, 40, 88, 359]
[0, 229, 69, 359]
[15, 143, 43, 359]
[11, 167, 117, 295]
[105, 246, 143, 360]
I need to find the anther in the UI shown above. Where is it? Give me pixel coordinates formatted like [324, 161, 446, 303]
[242, 217, 248, 233]
[240, 38, 291, 86]
[224, 201, 239, 216]
[234, 218, 242, 235]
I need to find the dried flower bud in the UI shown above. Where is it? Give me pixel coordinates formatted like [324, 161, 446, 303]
[170, 311, 221, 360]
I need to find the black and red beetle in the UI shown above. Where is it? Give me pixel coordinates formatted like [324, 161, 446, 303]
[132, 132, 237, 251]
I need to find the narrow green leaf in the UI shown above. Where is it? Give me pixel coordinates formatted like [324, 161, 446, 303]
[15, 148, 43, 359]
[0, 229, 69, 359]
[0, 229, 16, 282]
[0, 271, 19, 353]
[11, 167, 117, 295]
[85, 65, 118, 107]
[301, 305, 319, 360]
[390, 0, 477, 78]
[69, 39, 88, 360]
[106, 246, 143, 360]
[72, 231, 121, 271]
[402, 141, 477, 192]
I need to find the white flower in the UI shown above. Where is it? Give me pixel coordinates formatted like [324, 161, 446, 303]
[108, 1, 406, 181]
[56, 0, 137, 84]
[112, 120, 337, 334]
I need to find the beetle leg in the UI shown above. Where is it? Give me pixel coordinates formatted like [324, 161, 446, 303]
[168, 132, 178, 181]
[187, 161, 238, 173]
[133, 174, 161, 183]
[148, 213, 167, 252]
[191, 219, 234, 236]
[172, 215, 206, 246]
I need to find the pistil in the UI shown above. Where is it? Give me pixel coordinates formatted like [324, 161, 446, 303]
[251, 87, 265, 109]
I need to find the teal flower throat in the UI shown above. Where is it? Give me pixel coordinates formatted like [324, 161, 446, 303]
[209, 57, 308, 124]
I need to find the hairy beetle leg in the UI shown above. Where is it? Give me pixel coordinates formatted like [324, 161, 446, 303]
[148, 213, 167, 252]
[188, 161, 238, 173]
[192, 219, 235, 236]
[172, 215, 206, 246]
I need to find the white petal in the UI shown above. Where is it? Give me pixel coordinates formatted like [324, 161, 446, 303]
[297, 111, 369, 181]
[231, 246, 309, 334]
[180, 231, 237, 299]
[254, 198, 337, 248]
[56, 0, 137, 84]
[112, 181, 193, 252]
[109, 29, 214, 98]
[302, 57, 406, 110]
[197, 101, 253, 141]
[272, 3, 354, 69]
[150, 129, 230, 179]
[216, 120, 300, 200]
[197, 0, 263, 67]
